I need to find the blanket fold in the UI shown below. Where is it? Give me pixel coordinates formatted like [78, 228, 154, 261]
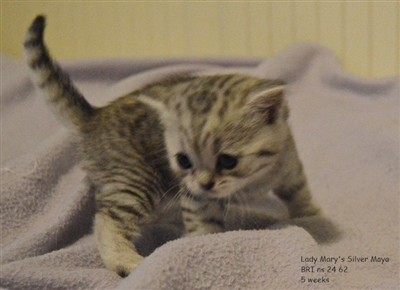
[118, 228, 319, 290]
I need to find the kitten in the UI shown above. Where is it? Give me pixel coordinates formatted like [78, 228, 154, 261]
[24, 16, 320, 277]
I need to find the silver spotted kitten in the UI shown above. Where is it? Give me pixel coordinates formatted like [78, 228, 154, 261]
[24, 16, 321, 277]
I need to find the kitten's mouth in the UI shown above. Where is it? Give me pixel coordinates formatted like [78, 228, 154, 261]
[190, 189, 232, 200]
[184, 181, 235, 200]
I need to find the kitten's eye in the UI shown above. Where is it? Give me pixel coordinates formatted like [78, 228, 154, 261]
[176, 153, 192, 169]
[217, 154, 238, 170]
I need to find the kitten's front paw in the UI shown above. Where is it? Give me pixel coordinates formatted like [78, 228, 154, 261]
[104, 252, 144, 277]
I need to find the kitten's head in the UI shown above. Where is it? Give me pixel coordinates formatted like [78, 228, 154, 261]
[139, 74, 289, 199]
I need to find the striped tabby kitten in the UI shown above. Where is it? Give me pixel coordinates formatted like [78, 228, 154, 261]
[24, 16, 320, 277]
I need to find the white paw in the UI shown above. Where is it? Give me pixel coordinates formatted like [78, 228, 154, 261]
[104, 252, 145, 277]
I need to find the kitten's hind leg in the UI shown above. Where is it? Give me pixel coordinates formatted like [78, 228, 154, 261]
[274, 138, 321, 218]
[275, 178, 321, 218]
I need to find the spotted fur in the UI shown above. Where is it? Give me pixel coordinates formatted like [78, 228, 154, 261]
[25, 15, 320, 276]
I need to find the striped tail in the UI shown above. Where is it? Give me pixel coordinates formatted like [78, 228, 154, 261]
[24, 15, 95, 129]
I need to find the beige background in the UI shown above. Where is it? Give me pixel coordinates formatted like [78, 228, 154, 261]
[2, 1, 399, 78]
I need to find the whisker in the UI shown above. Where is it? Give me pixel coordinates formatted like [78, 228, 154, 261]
[223, 195, 232, 222]
[159, 184, 183, 213]
[236, 191, 250, 219]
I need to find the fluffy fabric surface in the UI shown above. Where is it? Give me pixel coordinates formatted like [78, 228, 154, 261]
[1, 44, 399, 289]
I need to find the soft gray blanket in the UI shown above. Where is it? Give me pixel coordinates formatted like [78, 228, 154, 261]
[1, 44, 399, 289]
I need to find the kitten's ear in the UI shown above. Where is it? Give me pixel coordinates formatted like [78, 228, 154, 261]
[246, 85, 286, 124]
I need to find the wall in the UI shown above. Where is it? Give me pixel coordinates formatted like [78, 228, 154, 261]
[2, 1, 399, 78]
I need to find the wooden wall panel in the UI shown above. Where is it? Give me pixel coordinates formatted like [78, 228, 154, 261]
[270, 2, 295, 55]
[248, 2, 273, 55]
[371, 2, 399, 77]
[318, 2, 344, 58]
[344, 2, 371, 77]
[294, 2, 318, 43]
[1, 1, 399, 77]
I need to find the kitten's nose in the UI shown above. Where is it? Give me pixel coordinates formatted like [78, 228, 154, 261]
[201, 181, 215, 191]
[197, 170, 215, 191]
